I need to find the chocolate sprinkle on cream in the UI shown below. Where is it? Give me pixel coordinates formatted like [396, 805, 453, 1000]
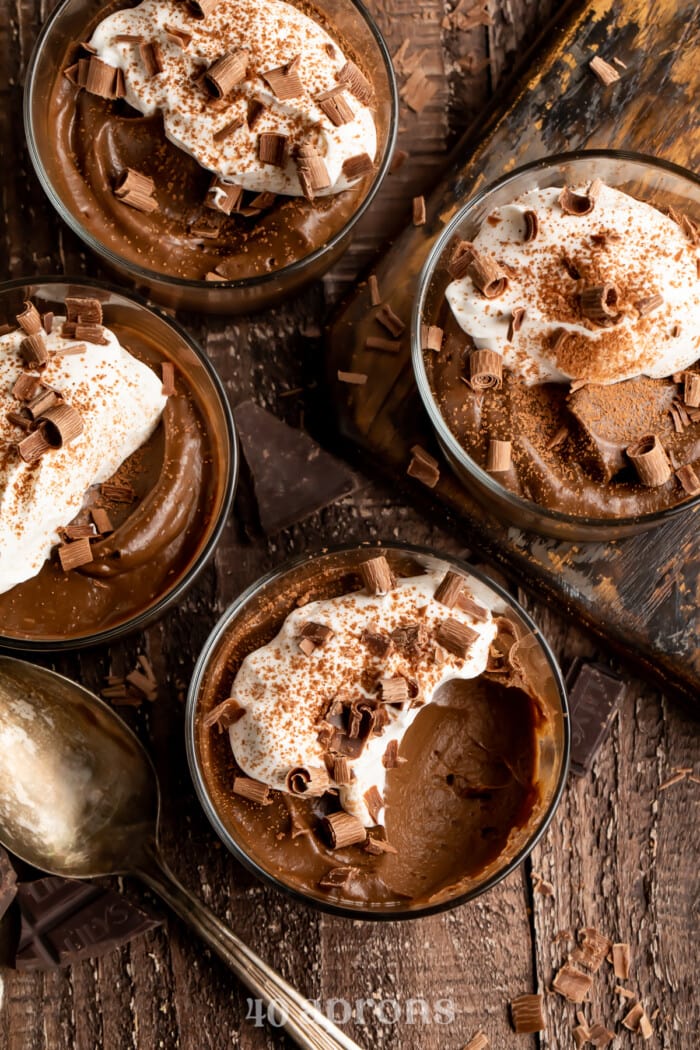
[466, 247, 509, 298]
[380, 677, 409, 705]
[39, 404, 84, 448]
[19, 333, 49, 368]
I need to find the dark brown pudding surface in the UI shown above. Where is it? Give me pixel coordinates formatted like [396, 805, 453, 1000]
[196, 553, 557, 911]
[0, 320, 222, 642]
[46, 0, 374, 282]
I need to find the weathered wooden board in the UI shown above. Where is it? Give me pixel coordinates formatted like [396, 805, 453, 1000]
[328, 0, 700, 705]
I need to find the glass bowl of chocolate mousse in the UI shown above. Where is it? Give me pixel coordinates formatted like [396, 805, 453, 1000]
[187, 544, 569, 918]
[412, 151, 700, 541]
[24, 0, 398, 314]
[0, 277, 237, 650]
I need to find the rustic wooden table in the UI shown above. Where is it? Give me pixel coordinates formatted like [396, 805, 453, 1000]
[1, 1, 698, 1048]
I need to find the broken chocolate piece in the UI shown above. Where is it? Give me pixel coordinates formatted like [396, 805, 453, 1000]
[588, 1024, 615, 1047]
[567, 660, 625, 776]
[203, 696, 245, 732]
[434, 617, 478, 658]
[469, 349, 502, 390]
[160, 361, 176, 396]
[206, 177, 244, 215]
[486, 438, 512, 473]
[635, 293, 664, 316]
[213, 117, 244, 143]
[140, 40, 164, 77]
[318, 866, 357, 890]
[300, 621, 334, 649]
[337, 60, 372, 103]
[233, 776, 272, 804]
[421, 324, 443, 352]
[337, 370, 367, 384]
[412, 196, 426, 227]
[380, 677, 409, 705]
[85, 56, 118, 98]
[332, 757, 352, 785]
[12, 373, 40, 401]
[552, 962, 593, 1003]
[258, 132, 288, 167]
[359, 555, 394, 595]
[376, 303, 405, 337]
[114, 168, 158, 213]
[510, 993, 545, 1033]
[581, 283, 620, 323]
[683, 372, 700, 408]
[296, 144, 330, 200]
[572, 927, 611, 972]
[365, 336, 401, 353]
[434, 570, 466, 609]
[262, 56, 303, 99]
[342, 153, 374, 180]
[16, 301, 42, 335]
[363, 785, 384, 824]
[368, 274, 381, 306]
[91, 507, 114, 535]
[233, 401, 355, 534]
[612, 942, 631, 980]
[316, 86, 354, 126]
[360, 627, 392, 658]
[101, 481, 136, 502]
[15, 875, 158, 970]
[57, 537, 93, 572]
[456, 593, 489, 621]
[323, 811, 367, 848]
[627, 433, 672, 486]
[205, 51, 248, 97]
[407, 445, 440, 488]
[589, 55, 621, 86]
[462, 1033, 490, 1050]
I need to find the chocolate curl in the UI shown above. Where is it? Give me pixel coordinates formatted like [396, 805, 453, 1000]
[12, 373, 39, 401]
[466, 249, 508, 298]
[27, 387, 60, 419]
[523, 209, 539, 241]
[39, 404, 84, 448]
[635, 292, 664, 316]
[286, 765, 331, 797]
[233, 776, 272, 805]
[559, 185, 598, 216]
[19, 333, 49, 368]
[486, 437, 512, 473]
[323, 811, 367, 848]
[676, 463, 700, 496]
[213, 116, 244, 142]
[258, 132, 288, 167]
[363, 785, 384, 824]
[626, 433, 671, 487]
[16, 301, 42, 335]
[469, 349, 502, 391]
[65, 297, 102, 325]
[205, 52, 248, 98]
[114, 168, 158, 214]
[332, 757, 352, 785]
[295, 144, 330, 201]
[380, 677, 409, 704]
[17, 429, 51, 464]
[359, 555, 394, 595]
[337, 60, 372, 103]
[580, 283, 620, 323]
[316, 86, 354, 126]
[140, 41, 164, 77]
[420, 324, 443, 352]
[434, 617, 479, 658]
[448, 240, 474, 279]
[206, 177, 243, 215]
[683, 372, 700, 408]
[202, 696, 245, 732]
[85, 56, 118, 99]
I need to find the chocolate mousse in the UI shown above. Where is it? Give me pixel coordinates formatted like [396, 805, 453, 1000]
[196, 552, 561, 910]
[0, 294, 223, 642]
[423, 181, 700, 519]
[47, 0, 380, 281]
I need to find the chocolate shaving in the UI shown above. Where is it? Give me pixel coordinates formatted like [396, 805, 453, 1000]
[382, 739, 406, 769]
[589, 55, 621, 86]
[510, 993, 545, 1034]
[300, 621, 334, 648]
[316, 86, 354, 126]
[676, 463, 700, 496]
[552, 962, 593, 1003]
[486, 437, 512, 473]
[65, 296, 103, 324]
[462, 1033, 489, 1050]
[360, 627, 392, 658]
[412, 195, 426, 226]
[507, 307, 525, 342]
[420, 324, 443, 351]
[101, 481, 136, 502]
[434, 570, 466, 609]
[337, 60, 372, 103]
[16, 301, 42, 334]
[262, 56, 303, 99]
[286, 766, 331, 797]
[205, 52, 248, 98]
[186, 0, 218, 15]
[572, 927, 611, 972]
[359, 555, 394, 595]
[626, 433, 671, 487]
[368, 274, 381, 306]
[114, 168, 158, 213]
[160, 361, 176, 396]
[523, 209, 539, 241]
[376, 303, 405, 337]
[7, 409, 33, 431]
[206, 177, 243, 215]
[323, 811, 367, 848]
[559, 185, 596, 216]
[113, 33, 144, 43]
[683, 372, 700, 408]
[456, 593, 489, 620]
[401, 68, 436, 113]
[296, 144, 330, 200]
[140, 41, 164, 77]
[435, 617, 478, 658]
[612, 942, 631, 980]
[363, 785, 384, 823]
[202, 697, 245, 731]
[58, 537, 93, 572]
[380, 677, 409, 705]
[365, 833, 398, 855]
[233, 776, 272, 805]
[53, 343, 87, 357]
[318, 866, 357, 890]
[17, 429, 51, 464]
[407, 444, 440, 488]
[580, 283, 620, 323]
[19, 333, 49, 368]
[337, 370, 367, 385]
[332, 757, 352, 784]
[389, 148, 408, 174]
[27, 386, 61, 419]
[12, 373, 40, 401]
[39, 404, 84, 448]
[213, 116, 244, 143]
[164, 23, 192, 47]
[465, 247, 508, 298]
[85, 56, 118, 99]
[258, 132, 288, 167]
[469, 349, 502, 390]
[588, 1024, 615, 1047]
[342, 153, 374, 181]
[635, 292, 664, 316]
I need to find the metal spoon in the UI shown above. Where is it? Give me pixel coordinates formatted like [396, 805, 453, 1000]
[0, 656, 361, 1050]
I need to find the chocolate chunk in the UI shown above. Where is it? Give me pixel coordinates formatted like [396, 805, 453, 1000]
[57, 537, 93, 571]
[114, 168, 158, 214]
[233, 401, 355, 534]
[0, 848, 17, 922]
[15, 876, 159, 970]
[300, 621, 334, 648]
[295, 144, 330, 200]
[572, 926, 611, 972]
[316, 86, 354, 126]
[567, 661, 625, 776]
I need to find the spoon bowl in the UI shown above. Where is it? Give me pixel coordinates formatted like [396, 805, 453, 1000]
[0, 656, 360, 1050]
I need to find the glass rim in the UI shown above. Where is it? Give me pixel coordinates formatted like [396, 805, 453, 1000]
[185, 540, 571, 921]
[0, 274, 239, 652]
[23, 0, 399, 292]
[411, 149, 700, 532]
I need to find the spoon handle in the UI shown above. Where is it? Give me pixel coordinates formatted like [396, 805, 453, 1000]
[137, 853, 363, 1050]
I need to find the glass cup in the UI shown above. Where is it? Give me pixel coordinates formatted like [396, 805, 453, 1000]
[0, 277, 237, 651]
[24, 0, 398, 314]
[412, 151, 700, 541]
[186, 543, 570, 919]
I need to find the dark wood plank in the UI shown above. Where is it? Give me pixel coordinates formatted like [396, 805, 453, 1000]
[327, 0, 700, 705]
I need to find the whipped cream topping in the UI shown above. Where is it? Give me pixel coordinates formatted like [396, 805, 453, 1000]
[0, 320, 167, 595]
[228, 569, 497, 826]
[89, 0, 377, 197]
[445, 183, 700, 385]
